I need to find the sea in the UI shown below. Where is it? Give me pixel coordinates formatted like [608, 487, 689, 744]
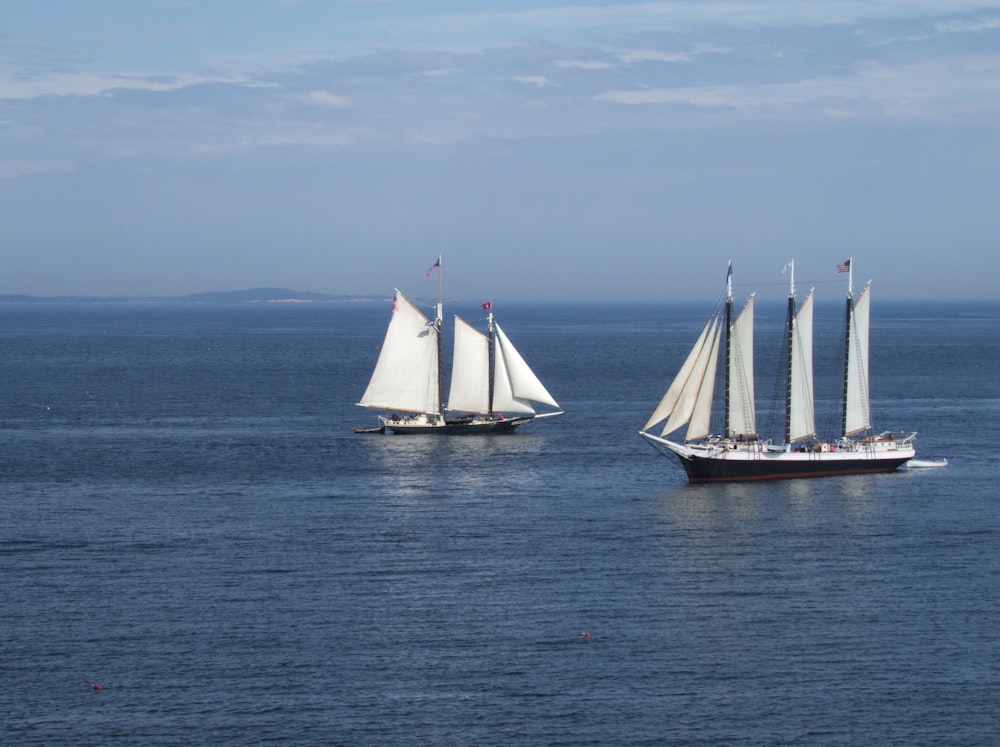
[1, 298, 997, 746]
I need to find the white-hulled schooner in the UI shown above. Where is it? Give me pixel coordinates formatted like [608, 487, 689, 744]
[639, 260, 916, 482]
[357, 257, 563, 434]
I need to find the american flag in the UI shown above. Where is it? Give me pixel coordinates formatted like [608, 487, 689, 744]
[837, 259, 851, 274]
[426, 256, 441, 278]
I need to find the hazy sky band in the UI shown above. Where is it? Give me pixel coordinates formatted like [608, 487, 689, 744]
[3, 1, 998, 299]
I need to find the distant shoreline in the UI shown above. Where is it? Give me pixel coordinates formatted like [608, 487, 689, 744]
[0, 292, 994, 306]
[0, 289, 388, 305]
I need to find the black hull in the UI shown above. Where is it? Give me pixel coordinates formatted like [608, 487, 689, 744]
[385, 417, 532, 435]
[678, 453, 911, 483]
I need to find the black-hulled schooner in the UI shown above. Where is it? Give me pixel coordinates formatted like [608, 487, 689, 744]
[639, 260, 915, 482]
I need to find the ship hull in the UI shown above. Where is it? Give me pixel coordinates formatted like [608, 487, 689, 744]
[381, 415, 533, 435]
[640, 432, 915, 483]
[678, 451, 912, 483]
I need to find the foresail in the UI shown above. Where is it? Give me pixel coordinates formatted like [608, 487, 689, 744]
[661, 318, 722, 438]
[358, 290, 440, 414]
[687, 322, 721, 441]
[643, 317, 713, 433]
[844, 282, 872, 436]
[727, 295, 756, 438]
[788, 289, 816, 442]
[492, 323, 559, 414]
[447, 316, 490, 414]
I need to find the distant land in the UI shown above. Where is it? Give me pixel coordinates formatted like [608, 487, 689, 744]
[0, 288, 388, 304]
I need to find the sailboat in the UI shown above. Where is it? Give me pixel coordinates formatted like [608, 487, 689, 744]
[356, 257, 563, 434]
[638, 260, 916, 482]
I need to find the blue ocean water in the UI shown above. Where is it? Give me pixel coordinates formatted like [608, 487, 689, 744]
[1, 299, 997, 746]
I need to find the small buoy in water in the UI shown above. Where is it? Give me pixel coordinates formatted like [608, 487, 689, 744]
[581, 632, 591, 638]
[92, 683, 102, 691]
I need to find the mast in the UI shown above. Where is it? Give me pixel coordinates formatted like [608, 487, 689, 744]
[487, 305, 495, 418]
[784, 260, 796, 445]
[723, 261, 733, 438]
[434, 255, 444, 418]
[841, 256, 853, 438]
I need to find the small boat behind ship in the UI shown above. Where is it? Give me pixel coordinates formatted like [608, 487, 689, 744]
[639, 259, 916, 482]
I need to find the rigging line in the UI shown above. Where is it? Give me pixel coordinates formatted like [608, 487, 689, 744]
[822, 309, 850, 439]
[734, 277, 850, 291]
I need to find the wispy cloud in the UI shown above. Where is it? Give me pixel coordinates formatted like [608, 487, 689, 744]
[0, 71, 252, 100]
[555, 60, 614, 70]
[193, 129, 356, 154]
[303, 90, 351, 108]
[3, 4, 1000, 162]
[511, 75, 554, 88]
[0, 158, 73, 179]
[345, 2, 1000, 52]
[935, 16, 1000, 33]
[616, 49, 693, 64]
[594, 53, 1000, 123]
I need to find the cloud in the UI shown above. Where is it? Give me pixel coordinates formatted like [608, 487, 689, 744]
[935, 16, 1000, 33]
[0, 159, 73, 179]
[554, 60, 614, 70]
[3, 3, 999, 167]
[345, 1, 1000, 53]
[0, 71, 252, 100]
[304, 90, 351, 108]
[511, 76, 553, 88]
[617, 49, 693, 64]
[194, 129, 355, 154]
[594, 53, 1000, 123]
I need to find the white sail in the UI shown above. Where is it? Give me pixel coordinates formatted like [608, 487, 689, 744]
[447, 316, 490, 414]
[492, 323, 559, 414]
[788, 289, 816, 442]
[643, 318, 714, 432]
[727, 295, 756, 438]
[662, 318, 722, 438]
[844, 282, 872, 436]
[358, 290, 440, 414]
[687, 322, 722, 441]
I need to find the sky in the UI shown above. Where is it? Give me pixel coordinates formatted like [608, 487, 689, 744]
[3, 1, 999, 302]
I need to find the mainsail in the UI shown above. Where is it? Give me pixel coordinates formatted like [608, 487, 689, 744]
[447, 316, 490, 414]
[788, 289, 815, 443]
[843, 281, 872, 436]
[446, 317, 561, 417]
[727, 295, 756, 438]
[358, 290, 440, 414]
